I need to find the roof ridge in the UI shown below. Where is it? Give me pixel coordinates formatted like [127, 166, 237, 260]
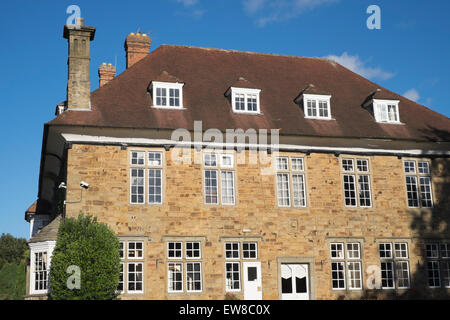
[159, 44, 331, 61]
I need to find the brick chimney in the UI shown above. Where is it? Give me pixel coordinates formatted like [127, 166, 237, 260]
[124, 33, 151, 69]
[98, 63, 116, 87]
[63, 18, 96, 110]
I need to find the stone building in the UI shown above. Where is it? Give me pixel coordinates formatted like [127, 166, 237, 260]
[25, 18, 450, 300]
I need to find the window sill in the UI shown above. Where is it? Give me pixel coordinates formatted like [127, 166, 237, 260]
[152, 106, 186, 110]
[304, 116, 335, 121]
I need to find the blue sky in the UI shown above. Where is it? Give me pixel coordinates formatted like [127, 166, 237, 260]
[0, 0, 449, 239]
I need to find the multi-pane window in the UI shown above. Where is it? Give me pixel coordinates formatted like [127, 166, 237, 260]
[130, 151, 164, 204]
[425, 242, 450, 288]
[341, 158, 372, 207]
[303, 95, 332, 119]
[128, 262, 144, 293]
[203, 152, 235, 205]
[404, 160, 433, 208]
[224, 241, 259, 292]
[378, 242, 410, 289]
[118, 263, 124, 293]
[330, 242, 362, 290]
[128, 241, 144, 259]
[119, 239, 145, 294]
[34, 252, 49, 292]
[275, 156, 307, 207]
[373, 101, 400, 123]
[231, 88, 261, 113]
[152, 82, 184, 108]
[167, 241, 203, 293]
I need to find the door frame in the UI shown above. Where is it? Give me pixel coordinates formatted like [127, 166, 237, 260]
[277, 257, 315, 300]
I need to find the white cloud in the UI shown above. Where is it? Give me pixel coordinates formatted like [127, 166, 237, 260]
[324, 52, 395, 81]
[244, 0, 267, 14]
[403, 89, 420, 102]
[243, 0, 339, 27]
[176, 0, 199, 6]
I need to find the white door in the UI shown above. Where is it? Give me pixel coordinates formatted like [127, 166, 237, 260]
[281, 263, 309, 300]
[243, 261, 262, 300]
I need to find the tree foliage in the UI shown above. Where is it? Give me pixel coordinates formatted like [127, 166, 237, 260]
[49, 213, 120, 300]
[0, 233, 27, 269]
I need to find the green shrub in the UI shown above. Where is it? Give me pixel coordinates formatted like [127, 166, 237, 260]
[49, 213, 120, 300]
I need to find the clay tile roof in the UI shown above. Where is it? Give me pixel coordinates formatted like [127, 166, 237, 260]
[150, 70, 183, 84]
[230, 77, 259, 90]
[25, 201, 37, 214]
[28, 215, 61, 244]
[300, 83, 331, 96]
[48, 45, 450, 142]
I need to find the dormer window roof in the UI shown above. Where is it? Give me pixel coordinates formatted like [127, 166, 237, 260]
[364, 89, 401, 124]
[294, 84, 332, 120]
[225, 77, 261, 114]
[149, 71, 185, 109]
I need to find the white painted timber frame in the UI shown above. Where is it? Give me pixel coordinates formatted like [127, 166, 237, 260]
[150, 81, 185, 109]
[301, 94, 332, 120]
[29, 241, 56, 295]
[230, 87, 261, 114]
[370, 99, 401, 124]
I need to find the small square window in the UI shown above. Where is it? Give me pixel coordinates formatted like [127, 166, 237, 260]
[242, 242, 257, 259]
[404, 161, 416, 174]
[168, 242, 183, 259]
[347, 243, 361, 259]
[440, 243, 450, 259]
[418, 162, 430, 174]
[330, 243, 344, 259]
[425, 243, 439, 259]
[225, 242, 240, 259]
[291, 158, 304, 171]
[276, 157, 289, 171]
[148, 152, 162, 166]
[342, 159, 354, 172]
[220, 154, 234, 168]
[131, 151, 145, 165]
[379, 243, 393, 259]
[204, 153, 217, 167]
[186, 242, 201, 259]
[128, 241, 144, 259]
[356, 159, 369, 172]
[394, 243, 408, 258]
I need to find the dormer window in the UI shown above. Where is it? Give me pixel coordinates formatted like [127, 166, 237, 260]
[230, 87, 261, 114]
[294, 85, 332, 120]
[150, 81, 184, 109]
[301, 94, 332, 120]
[373, 100, 400, 123]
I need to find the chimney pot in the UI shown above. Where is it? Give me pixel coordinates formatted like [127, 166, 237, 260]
[124, 33, 151, 69]
[98, 63, 116, 87]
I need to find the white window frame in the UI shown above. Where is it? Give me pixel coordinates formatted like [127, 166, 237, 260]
[230, 87, 261, 114]
[404, 160, 433, 208]
[203, 152, 236, 205]
[225, 242, 240, 260]
[151, 81, 184, 109]
[167, 242, 183, 260]
[242, 242, 258, 259]
[185, 241, 202, 260]
[372, 99, 401, 124]
[302, 94, 332, 120]
[185, 262, 202, 293]
[379, 242, 410, 289]
[167, 262, 184, 293]
[342, 158, 372, 208]
[127, 262, 144, 294]
[225, 261, 241, 292]
[127, 241, 144, 260]
[29, 241, 56, 295]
